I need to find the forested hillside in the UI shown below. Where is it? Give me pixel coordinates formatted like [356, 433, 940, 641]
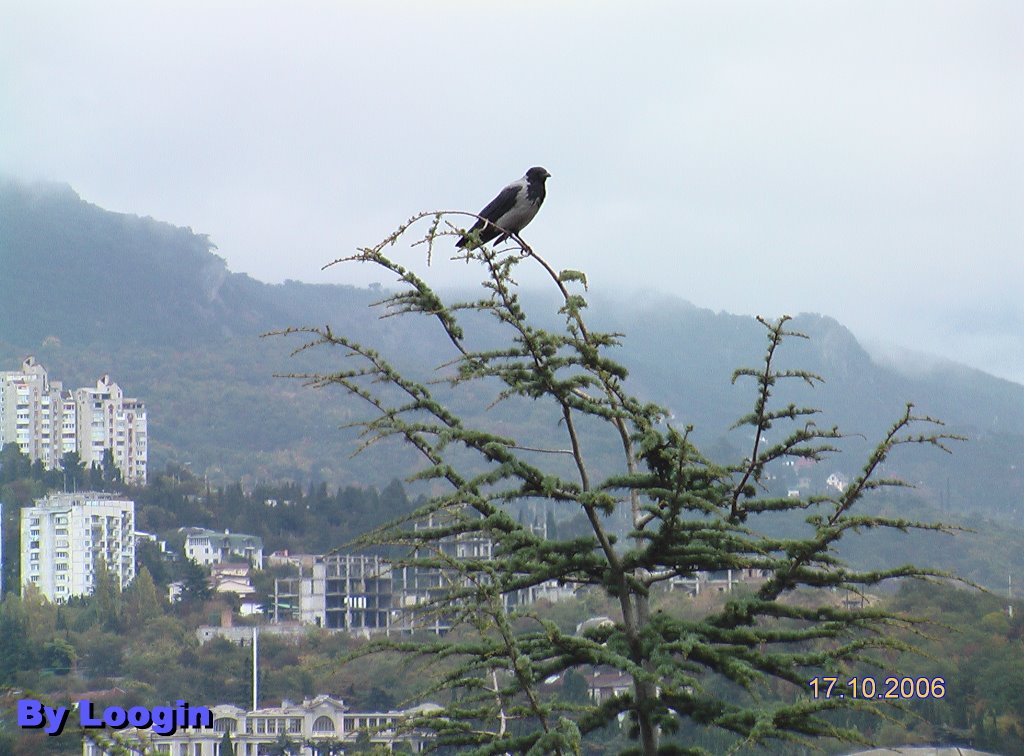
[2, 177, 1021, 518]
[1, 571, 1021, 755]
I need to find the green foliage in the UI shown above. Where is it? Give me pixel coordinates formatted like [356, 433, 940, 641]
[277, 215, 965, 755]
[89, 558, 124, 631]
[136, 538, 172, 586]
[100, 448, 124, 487]
[131, 472, 415, 557]
[880, 581, 1024, 750]
[0, 593, 37, 680]
[123, 567, 164, 626]
[561, 670, 589, 704]
[59, 451, 87, 491]
[0, 441, 33, 482]
[0, 581, 1020, 754]
[179, 558, 213, 606]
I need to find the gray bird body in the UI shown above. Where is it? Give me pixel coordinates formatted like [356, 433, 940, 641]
[456, 167, 550, 248]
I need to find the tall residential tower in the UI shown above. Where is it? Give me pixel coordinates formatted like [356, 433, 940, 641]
[0, 358, 147, 484]
[21, 492, 136, 601]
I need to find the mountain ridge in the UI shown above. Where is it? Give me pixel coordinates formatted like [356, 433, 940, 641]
[1, 177, 1021, 524]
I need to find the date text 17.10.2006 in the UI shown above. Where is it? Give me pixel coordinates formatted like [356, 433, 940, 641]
[808, 677, 945, 700]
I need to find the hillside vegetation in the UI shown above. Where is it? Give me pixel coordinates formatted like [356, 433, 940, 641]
[1, 177, 1022, 572]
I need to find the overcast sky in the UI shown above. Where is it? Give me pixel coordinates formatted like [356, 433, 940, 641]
[3, 2, 1022, 383]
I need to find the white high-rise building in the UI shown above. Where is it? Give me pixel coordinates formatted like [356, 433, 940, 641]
[0, 357, 68, 469]
[21, 492, 136, 602]
[74, 375, 148, 484]
[60, 393, 78, 457]
[0, 358, 147, 484]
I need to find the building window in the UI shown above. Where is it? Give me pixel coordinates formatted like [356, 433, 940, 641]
[312, 716, 335, 733]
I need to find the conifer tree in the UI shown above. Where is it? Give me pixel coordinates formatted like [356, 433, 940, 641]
[123, 566, 163, 626]
[220, 730, 236, 756]
[276, 213, 959, 755]
[90, 556, 123, 631]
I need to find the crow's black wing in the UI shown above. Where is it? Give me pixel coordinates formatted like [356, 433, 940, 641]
[456, 184, 522, 248]
[477, 184, 521, 223]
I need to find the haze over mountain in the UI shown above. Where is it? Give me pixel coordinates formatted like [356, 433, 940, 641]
[5, 4, 1020, 389]
[2, 178, 1022, 532]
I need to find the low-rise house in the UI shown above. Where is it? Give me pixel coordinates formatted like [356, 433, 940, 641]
[540, 668, 633, 709]
[182, 527, 264, 569]
[211, 563, 254, 593]
[585, 669, 633, 704]
[211, 563, 261, 616]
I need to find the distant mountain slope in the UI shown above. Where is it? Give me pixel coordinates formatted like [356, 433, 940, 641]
[0, 178, 368, 345]
[1, 178, 1021, 524]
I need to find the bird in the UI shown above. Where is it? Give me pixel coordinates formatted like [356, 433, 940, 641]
[456, 166, 551, 248]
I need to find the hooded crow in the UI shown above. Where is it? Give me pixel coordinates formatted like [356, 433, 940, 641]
[456, 167, 551, 248]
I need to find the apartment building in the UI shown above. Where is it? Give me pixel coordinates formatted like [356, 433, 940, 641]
[21, 492, 136, 602]
[74, 374, 148, 484]
[0, 356, 68, 469]
[0, 358, 147, 484]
